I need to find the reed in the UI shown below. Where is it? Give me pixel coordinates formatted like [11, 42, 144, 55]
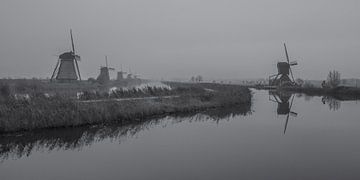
[0, 82, 251, 133]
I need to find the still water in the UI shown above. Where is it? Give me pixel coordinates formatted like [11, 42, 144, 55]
[1, 90, 360, 180]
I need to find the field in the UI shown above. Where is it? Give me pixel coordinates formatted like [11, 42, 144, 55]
[0, 80, 252, 133]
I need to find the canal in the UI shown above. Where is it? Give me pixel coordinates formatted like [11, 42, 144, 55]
[1, 90, 360, 179]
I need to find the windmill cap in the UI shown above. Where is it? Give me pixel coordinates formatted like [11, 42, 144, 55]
[59, 52, 76, 59]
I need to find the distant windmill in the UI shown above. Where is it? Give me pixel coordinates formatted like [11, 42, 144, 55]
[117, 64, 127, 81]
[269, 91, 298, 134]
[269, 43, 298, 87]
[96, 56, 115, 84]
[51, 30, 81, 82]
[127, 67, 133, 79]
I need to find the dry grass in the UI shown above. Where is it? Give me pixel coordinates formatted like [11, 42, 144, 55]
[0, 81, 251, 133]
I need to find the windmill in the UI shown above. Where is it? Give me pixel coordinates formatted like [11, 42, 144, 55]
[96, 56, 115, 84]
[117, 64, 126, 81]
[269, 43, 298, 87]
[51, 30, 81, 82]
[126, 67, 133, 79]
[269, 91, 298, 134]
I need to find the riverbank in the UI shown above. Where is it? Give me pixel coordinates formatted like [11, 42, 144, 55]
[0, 82, 251, 133]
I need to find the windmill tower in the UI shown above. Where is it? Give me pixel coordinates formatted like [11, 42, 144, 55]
[97, 56, 115, 84]
[51, 30, 81, 82]
[269, 43, 298, 87]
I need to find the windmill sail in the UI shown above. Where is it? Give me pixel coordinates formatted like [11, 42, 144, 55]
[71, 29, 82, 80]
[283, 94, 296, 134]
[284, 43, 295, 82]
[71, 29, 75, 54]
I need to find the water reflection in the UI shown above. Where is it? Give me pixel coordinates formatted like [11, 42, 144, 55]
[268, 90, 357, 133]
[322, 96, 341, 111]
[269, 91, 298, 134]
[0, 105, 251, 162]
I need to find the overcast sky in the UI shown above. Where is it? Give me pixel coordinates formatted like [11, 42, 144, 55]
[0, 0, 359, 80]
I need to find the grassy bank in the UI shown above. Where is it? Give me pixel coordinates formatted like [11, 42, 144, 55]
[0, 82, 251, 133]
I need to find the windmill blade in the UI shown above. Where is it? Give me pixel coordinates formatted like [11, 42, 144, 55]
[284, 43, 296, 82]
[273, 94, 281, 103]
[289, 94, 295, 110]
[290, 111, 298, 117]
[109, 67, 115, 71]
[289, 66, 295, 82]
[284, 95, 297, 134]
[284, 43, 290, 63]
[70, 29, 76, 54]
[50, 59, 60, 81]
[75, 60, 82, 81]
[105, 56, 108, 68]
[289, 61, 298, 66]
[284, 113, 290, 134]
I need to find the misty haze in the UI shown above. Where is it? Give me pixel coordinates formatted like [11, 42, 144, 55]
[1, 0, 360, 180]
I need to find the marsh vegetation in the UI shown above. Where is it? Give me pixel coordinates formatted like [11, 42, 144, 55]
[0, 80, 251, 133]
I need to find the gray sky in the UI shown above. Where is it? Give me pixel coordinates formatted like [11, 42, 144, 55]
[0, 0, 359, 80]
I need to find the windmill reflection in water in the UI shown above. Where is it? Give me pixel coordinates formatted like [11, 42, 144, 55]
[269, 91, 298, 134]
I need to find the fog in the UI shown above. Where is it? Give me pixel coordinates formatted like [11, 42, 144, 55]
[0, 0, 359, 80]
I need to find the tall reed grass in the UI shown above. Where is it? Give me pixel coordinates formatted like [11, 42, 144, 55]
[0, 82, 251, 133]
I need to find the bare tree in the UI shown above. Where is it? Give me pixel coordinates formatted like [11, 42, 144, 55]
[190, 76, 195, 82]
[327, 70, 341, 88]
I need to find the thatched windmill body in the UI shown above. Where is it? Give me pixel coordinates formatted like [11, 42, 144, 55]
[269, 43, 298, 87]
[51, 30, 81, 82]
